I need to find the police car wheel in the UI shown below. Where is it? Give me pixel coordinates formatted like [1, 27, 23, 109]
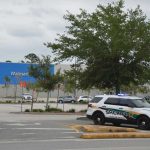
[93, 113, 105, 125]
[137, 116, 150, 130]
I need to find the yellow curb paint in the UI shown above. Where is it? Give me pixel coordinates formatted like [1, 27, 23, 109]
[81, 126, 137, 133]
[68, 124, 82, 133]
[69, 124, 150, 139]
[80, 132, 150, 139]
[69, 124, 137, 133]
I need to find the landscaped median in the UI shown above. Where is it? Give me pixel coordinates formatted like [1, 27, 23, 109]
[69, 124, 150, 139]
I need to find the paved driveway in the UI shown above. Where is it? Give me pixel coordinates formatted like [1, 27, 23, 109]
[0, 104, 150, 150]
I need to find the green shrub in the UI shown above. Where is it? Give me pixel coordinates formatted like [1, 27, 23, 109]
[25, 109, 30, 112]
[45, 106, 63, 112]
[79, 101, 88, 104]
[79, 109, 87, 113]
[38, 100, 45, 103]
[38, 109, 44, 112]
[67, 108, 76, 113]
[33, 109, 44, 112]
[6, 100, 12, 103]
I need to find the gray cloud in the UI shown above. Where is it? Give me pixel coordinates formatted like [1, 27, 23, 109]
[0, 0, 150, 62]
[6, 24, 44, 38]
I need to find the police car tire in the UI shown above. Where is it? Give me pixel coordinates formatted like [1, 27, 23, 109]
[137, 116, 150, 130]
[93, 112, 105, 125]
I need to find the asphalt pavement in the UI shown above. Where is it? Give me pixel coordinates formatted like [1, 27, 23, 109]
[0, 103, 150, 150]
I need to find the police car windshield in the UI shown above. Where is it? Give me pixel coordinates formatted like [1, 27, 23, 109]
[131, 99, 150, 108]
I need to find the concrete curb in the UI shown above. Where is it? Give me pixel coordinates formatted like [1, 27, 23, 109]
[69, 124, 150, 139]
[80, 132, 150, 139]
[69, 125, 137, 133]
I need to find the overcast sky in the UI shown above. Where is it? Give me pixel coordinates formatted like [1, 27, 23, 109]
[0, 0, 150, 62]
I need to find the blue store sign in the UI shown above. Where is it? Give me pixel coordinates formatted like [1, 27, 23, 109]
[0, 62, 54, 85]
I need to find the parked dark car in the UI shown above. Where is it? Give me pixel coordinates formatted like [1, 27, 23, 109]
[58, 96, 76, 103]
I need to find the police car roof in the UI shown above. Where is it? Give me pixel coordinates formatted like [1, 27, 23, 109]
[94, 95, 141, 99]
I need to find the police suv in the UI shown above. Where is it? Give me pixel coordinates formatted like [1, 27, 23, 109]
[86, 95, 150, 130]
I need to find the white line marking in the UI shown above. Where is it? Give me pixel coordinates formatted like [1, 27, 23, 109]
[62, 147, 150, 150]
[61, 136, 76, 139]
[0, 138, 86, 144]
[12, 128, 74, 131]
[6, 123, 27, 126]
[6, 122, 41, 126]
[22, 133, 36, 135]
[0, 138, 149, 144]
[34, 123, 41, 125]
[62, 132, 81, 134]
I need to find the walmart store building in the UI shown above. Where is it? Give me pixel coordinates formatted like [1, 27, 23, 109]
[0, 62, 99, 98]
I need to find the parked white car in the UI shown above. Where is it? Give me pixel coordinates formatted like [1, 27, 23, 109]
[77, 95, 92, 103]
[21, 93, 32, 101]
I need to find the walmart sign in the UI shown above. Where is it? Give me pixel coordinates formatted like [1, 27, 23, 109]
[0, 62, 54, 85]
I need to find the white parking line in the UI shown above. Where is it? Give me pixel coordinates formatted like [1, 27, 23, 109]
[34, 123, 41, 125]
[6, 123, 27, 126]
[22, 133, 36, 135]
[0, 138, 149, 144]
[62, 147, 150, 150]
[12, 127, 74, 131]
[6, 122, 41, 126]
[0, 138, 86, 144]
[62, 131, 82, 134]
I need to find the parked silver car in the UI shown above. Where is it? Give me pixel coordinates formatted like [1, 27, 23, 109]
[58, 96, 76, 103]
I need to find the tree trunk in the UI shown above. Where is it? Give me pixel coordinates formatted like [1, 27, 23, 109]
[35, 91, 39, 102]
[5, 86, 8, 97]
[56, 84, 60, 108]
[46, 91, 50, 110]
[31, 90, 34, 112]
[14, 84, 17, 101]
[31, 99, 34, 112]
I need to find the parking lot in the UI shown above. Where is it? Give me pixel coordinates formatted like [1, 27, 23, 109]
[0, 103, 150, 150]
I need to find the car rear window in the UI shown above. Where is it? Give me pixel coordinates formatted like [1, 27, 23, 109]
[90, 97, 103, 103]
